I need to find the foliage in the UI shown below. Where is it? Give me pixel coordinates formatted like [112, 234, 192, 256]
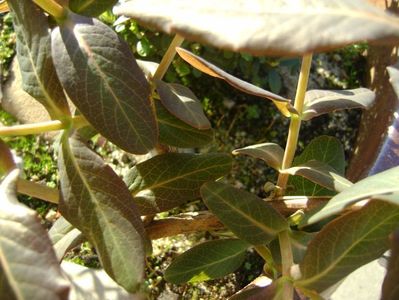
[1, 0, 399, 299]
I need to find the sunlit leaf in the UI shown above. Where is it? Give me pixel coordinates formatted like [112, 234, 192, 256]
[156, 80, 211, 129]
[388, 65, 399, 97]
[302, 88, 375, 120]
[282, 160, 353, 193]
[297, 201, 399, 292]
[0, 1, 8, 13]
[165, 239, 248, 284]
[69, 0, 118, 17]
[232, 143, 284, 170]
[287, 136, 345, 196]
[125, 152, 232, 215]
[156, 101, 214, 148]
[305, 166, 399, 225]
[8, 0, 70, 119]
[114, 0, 399, 56]
[381, 230, 399, 300]
[49, 217, 84, 261]
[201, 182, 288, 245]
[175, 48, 293, 117]
[61, 262, 138, 300]
[58, 132, 149, 292]
[52, 13, 157, 154]
[0, 170, 70, 299]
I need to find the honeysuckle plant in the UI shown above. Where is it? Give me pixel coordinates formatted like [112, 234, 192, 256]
[1, 0, 399, 299]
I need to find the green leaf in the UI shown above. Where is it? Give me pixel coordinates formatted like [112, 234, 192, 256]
[232, 143, 284, 170]
[58, 132, 149, 292]
[124, 152, 232, 215]
[8, 0, 70, 119]
[155, 80, 211, 129]
[52, 13, 157, 154]
[201, 182, 288, 245]
[282, 160, 353, 193]
[287, 136, 345, 196]
[297, 201, 399, 292]
[0, 170, 70, 299]
[165, 239, 248, 284]
[305, 166, 399, 225]
[70, 0, 118, 17]
[302, 88, 375, 121]
[48, 216, 75, 245]
[175, 48, 294, 117]
[61, 261, 135, 300]
[0, 139, 16, 178]
[381, 230, 399, 300]
[113, 0, 399, 56]
[156, 101, 214, 148]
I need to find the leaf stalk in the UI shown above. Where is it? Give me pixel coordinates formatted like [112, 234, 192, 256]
[32, 0, 67, 20]
[152, 34, 184, 82]
[276, 53, 313, 195]
[0, 115, 88, 137]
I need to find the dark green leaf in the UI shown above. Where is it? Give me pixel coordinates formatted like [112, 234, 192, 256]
[156, 80, 211, 129]
[305, 166, 399, 225]
[165, 239, 248, 284]
[232, 143, 284, 170]
[8, 0, 70, 119]
[58, 132, 149, 292]
[302, 88, 375, 120]
[52, 13, 157, 154]
[282, 160, 353, 193]
[0, 170, 70, 299]
[297, 201, 399, 292]
[61, 262, 135, 300]
[0, 139, 16, 177]
[287, 136, 345, 196]
[201, 182, 288, 245]
[381, 230, 399, 300]
[125, 152, 232, 215]
[156, 101, 214, 148]
[70, 0, 118, 17]
[114, 0, 399, 56]
[175, 48, 294, 117]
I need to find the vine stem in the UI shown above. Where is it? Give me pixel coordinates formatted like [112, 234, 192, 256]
[276, 53, 313, 194]
[152, 34, 184, 82]
[32, 0, 67, 20]
[0, 115, 88, 136]
[275, 53, 313, 300]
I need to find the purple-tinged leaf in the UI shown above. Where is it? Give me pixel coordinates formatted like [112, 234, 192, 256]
[58, 132, 150, 292]
[8, 0, 70, 120]
[175, 48, 294, 117]
[114, 0, 399, 56]
[156, 80, 211, 129]
[0, 170, 70, 299]
[297, 201, 399, 292]
[201, 182, 288, 245]
[52, 13, 157, 154]
[125, 152, 232, 215]
[232, 143, 284, 170]
[302, 88, 375, 120]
